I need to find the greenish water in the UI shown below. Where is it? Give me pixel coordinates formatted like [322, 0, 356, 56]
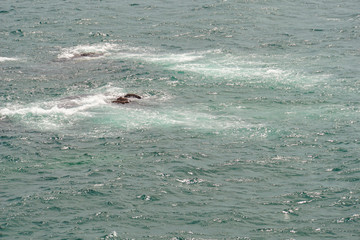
[1, 0, 360, 239]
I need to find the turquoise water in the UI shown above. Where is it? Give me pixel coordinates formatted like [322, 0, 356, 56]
[1, 0, 360, 239]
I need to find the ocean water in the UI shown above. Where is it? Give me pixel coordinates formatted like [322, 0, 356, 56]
[1, 0, 360, 239]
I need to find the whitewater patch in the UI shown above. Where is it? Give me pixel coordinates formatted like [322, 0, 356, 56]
[0, 84, 167, 130]
[57, 43, 289, 82]
[56, 43, 328, 89]
[58, 43, 327, 89]
[0, 96, 254, 134]
[57, 42, 211, 64]
[57, 43, 118, 60]
[1, 94, 110, 116]
[93, 102, 257, 137]
[112, 50, 206, 65]
[0, 92, 113, 130]
[109, 43, 326, 88]
[0, 56, 20, 62]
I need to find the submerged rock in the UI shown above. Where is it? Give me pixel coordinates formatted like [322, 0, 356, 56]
[124, 93, 142, 99]
[112, 94, 141, 104]
[112, 97, 130, 104]
[73, 52, 104, 58]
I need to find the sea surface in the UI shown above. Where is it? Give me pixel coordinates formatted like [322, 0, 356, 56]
[1, 0, 360, 239]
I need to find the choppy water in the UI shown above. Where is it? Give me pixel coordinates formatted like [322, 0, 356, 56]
[1, 0, 360, 239]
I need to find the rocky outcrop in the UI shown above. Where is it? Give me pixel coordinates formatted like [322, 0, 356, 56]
[72, 52, 104, 59]
[112, 94, 141, 104]
[124, 93, 141, 99]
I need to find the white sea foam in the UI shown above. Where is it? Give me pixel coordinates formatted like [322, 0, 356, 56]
[111, 47, 218, 66]
[117, 45, 327, 88]
[0, 87, 255, 135]
[1, 94, 109, 117]
[0, 92, 113, 130]
[0, 57, 20, 62]
[61, 42, 210, 66]
[56, 43, 326, 88]
[141, 52, 204, 64]
[57, 43, 118, 60]
[100, 101, 255, 135]
[108, 46, 306, 86]
[57, 43, 306, 86]
[0, 84, 122, 118]
[16, 85, 246, 132]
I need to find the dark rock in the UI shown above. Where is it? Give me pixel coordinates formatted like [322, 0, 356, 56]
[112, 97, 130, 104]
[112, 94, 142, 104]
[124, 93, 142, 99]
[73, 52, 104, 58]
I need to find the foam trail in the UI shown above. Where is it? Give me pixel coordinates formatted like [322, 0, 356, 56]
[123, 52, 205, 64]
[99, 103, 257, 135]
[0, 84, 128, 119]
[56, 43, 325, 89]
[57, 43, 264, 82]
[111, 47, 216, 65]
[0, 86, 257, 135]
[0, 57, 20, 62]
[0, 92, 114, 130]
[110, 45, 327, 88]
[109, 46, 295, 85]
